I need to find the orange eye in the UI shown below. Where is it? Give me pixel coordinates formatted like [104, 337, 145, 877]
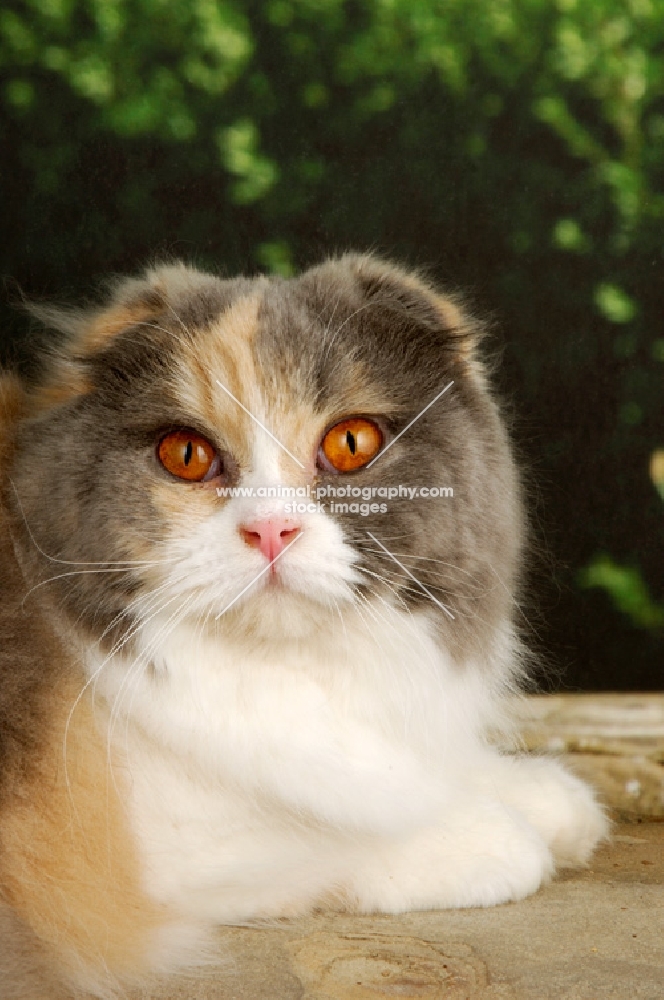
[158, 430, 218, 481]
[320, 417, 383, 472]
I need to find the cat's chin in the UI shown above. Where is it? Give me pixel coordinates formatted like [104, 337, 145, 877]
[210, 584, 348, 643]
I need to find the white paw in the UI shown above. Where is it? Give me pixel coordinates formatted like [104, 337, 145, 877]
[487, 756, 610, 867]
[347, 796, 554, 912]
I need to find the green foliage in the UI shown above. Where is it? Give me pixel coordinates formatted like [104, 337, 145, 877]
[1, 0, 663, 685]
[1, 0, 252, 136]
[579, 555, 664, 631]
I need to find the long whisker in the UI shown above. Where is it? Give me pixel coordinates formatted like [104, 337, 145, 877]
[62, 570, 195, 811]
[320, 300, 379, 367]
[164, 301, 194, 339]
[99, 590, 201, 816]
[355, 572, 422, 635]
[9, 478, 177, 568]
[353, 565, 414, 612]
[362, 558, 503, 630]
[96, 574, 178, 645]
[19, 563, 173, 609]
[356, 540, 457, 619]
[317, 292, 344, 361]
[109, 593, 198, 770]
[356, 586, 438, 678]
[357, 545, 486, 581]
[94, 567, 196, 672]
[357, 555, 489, 601]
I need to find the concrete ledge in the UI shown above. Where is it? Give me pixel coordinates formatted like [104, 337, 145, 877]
[514, 693, 664, 819]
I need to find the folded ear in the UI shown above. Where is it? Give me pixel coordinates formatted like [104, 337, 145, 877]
[29, 262, 239, 362]
[340, 253, 483, 360]
[20, 273, 167, 413]
[26, 271, 173, 359]
[21, 263, 214, 413]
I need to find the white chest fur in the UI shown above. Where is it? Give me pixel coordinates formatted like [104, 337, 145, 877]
[89, 608, 503, 920]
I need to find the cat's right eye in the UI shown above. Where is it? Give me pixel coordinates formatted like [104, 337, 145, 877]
[158, 430, 221, 482]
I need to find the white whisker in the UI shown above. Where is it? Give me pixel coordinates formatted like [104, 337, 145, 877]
[364, 532, 455, 619]
[9, 478, 177, 569]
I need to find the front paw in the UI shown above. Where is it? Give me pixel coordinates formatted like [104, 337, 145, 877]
[347, 798, 554, 912]
[491, 756, 610, 866]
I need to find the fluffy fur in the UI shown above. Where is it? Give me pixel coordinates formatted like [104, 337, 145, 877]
[0, 255, 607, 997]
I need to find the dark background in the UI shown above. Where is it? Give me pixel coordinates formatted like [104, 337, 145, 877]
[1, 0, 663, 690]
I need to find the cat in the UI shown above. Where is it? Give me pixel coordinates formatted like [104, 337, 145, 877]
[0, 254, 607, 998]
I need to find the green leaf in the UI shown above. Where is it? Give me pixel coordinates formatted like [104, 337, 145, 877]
[594, 282, 637, 323]
[579, 555, 664, 630]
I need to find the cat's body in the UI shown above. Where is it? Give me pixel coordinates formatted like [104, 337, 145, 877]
[0, 255, 606, 998]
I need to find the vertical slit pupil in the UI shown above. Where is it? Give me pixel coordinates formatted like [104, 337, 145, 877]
[346, 430, 356, 455]
[184, 440, 193, 466]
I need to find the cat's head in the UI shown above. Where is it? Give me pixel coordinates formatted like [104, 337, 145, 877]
[5, 255, 522, 662]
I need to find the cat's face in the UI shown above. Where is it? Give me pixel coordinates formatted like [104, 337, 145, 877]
[8, 256, 522, 660]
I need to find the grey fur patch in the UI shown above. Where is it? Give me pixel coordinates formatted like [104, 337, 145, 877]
[253, 255, 523, 662]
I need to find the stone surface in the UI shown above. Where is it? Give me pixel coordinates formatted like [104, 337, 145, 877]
[513, 693, 664, 819]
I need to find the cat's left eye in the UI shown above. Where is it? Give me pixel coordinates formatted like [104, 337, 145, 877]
[158, 430, 221, 482]
[318, 417, 383, 473]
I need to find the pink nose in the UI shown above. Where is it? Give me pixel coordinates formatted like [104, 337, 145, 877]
[239, 518, 301, 563]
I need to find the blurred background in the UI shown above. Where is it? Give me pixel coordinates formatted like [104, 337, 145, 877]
[1, 0, 662, 690]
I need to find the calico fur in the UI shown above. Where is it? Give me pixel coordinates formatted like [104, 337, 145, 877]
[0, 255, 607, 997]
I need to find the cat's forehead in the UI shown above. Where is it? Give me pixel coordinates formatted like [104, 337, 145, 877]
[170, 279, 395, 472]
